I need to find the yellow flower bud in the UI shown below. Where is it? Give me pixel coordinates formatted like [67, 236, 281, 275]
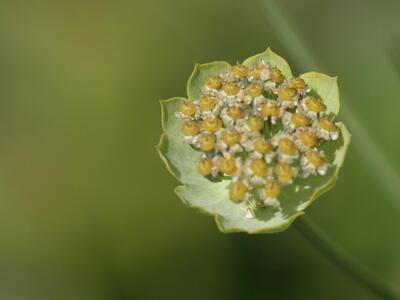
[269, 67, 284, 83]
[219, 157, 237, 175]
[306, 151, 325, 167]
[231, 64, 249, 77]
[181, 121, 200, 136]
[228, 106, 246, 120]
[264, 180, 280, 198]
[291, 113, 310, 127]
[251, 64, 263, 80]
[319, 118, 337, 132]
[198, 158, 213, 176]
[278, 87, 296, 101]
[275, 162, 295, 184]
[199, 134, 216, 151]
[261, 102, 280, 117]
[306, 97, 326, 113]
[202, 117, 222, 133]
[229, 181, 247, 202]
[223, 81, 241, 96]
[289, 77, 306, 90]
[278, 137, 297, 155]
[179, 100, 197, 116]
[247, 83, 263, 98]
[250, 159, 268, 177]
[318, 118, 337, 132]
[299, 131, 318, 148]
[199, 94, 217, 112]
[253, 138, 273, 154]
[206, 75, 223, 89]
[221, 129, 241, 146]
[247, 116, 264, 132]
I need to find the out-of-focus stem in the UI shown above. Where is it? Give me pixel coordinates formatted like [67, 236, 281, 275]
[295, 216, 400, 300]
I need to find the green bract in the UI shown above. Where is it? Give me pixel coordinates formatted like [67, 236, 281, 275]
[156, 48, 351, 234]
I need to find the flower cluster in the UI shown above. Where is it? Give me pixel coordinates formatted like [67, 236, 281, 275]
[175, 61, 339, 218]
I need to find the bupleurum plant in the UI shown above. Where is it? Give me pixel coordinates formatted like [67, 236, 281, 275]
[157, 48, 350, 234]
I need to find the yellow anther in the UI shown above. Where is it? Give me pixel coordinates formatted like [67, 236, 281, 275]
[219, 157, 237, 175]
[289, 77, 306, 90]
[251, 64, 264, 80]
[181, 121, 200, 136]
[223, 81, 241, 96]
[247, 116, 264, 132]
[228, 106, 246, 120]
[229, 181, 248, 202]
[291, 113, 310, 127]
[299, 131, 318, 148]
[278, 137, 297, 155]
[319, 118, 337, 132]
[221, 130, 241, 146]
[199, 94, 217, 112]
[261, 102, 280, 117]
[179, 100, 197, 116]
[278, 87, 297, 101]
[199, 134, 216, 151]
[306, 151, 325, 168]
[264, 180, 280, 198]
[202, 117, 222, 133]
[253, 138, 273, 154]
[269, 67, 284, 83]
[231, 64, 249, 77]
[275, 162, 295, 184]
[198, 158, 213, 176]
[306, 97, 326, 113]
[247, 83, 263, 98]
[250, 159, 269, 177]
[206, 75, 223, 89]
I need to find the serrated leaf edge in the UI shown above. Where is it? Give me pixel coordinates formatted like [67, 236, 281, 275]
[242, 47, 293, 78]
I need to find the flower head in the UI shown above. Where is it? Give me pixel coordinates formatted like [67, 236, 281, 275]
[157, 48, 351, 234]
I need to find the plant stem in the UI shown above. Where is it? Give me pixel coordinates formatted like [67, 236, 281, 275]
[295, 216, 400, 300]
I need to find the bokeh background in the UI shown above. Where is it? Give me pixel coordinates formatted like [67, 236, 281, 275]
[0, 0, 399, 299]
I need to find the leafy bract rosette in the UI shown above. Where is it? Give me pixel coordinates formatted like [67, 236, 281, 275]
[157, 48, 351, 234]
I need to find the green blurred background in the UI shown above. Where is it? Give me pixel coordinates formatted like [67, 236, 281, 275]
[0, 0, 399, 299]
